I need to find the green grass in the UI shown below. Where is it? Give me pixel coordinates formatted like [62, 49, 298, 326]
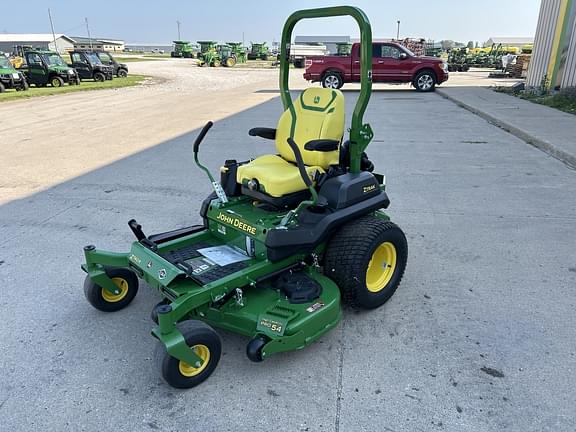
[0, 74, 150, 102]
[495, 87, 576, 115]
[519, 93, 576, 115]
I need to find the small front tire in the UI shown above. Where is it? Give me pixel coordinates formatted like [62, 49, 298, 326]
[154, 320, 222, 389]
[246, 336, 269, 362]
[84, 268, 139, 312]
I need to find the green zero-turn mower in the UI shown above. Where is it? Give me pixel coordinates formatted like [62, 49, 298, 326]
[81, 6, 408, 389]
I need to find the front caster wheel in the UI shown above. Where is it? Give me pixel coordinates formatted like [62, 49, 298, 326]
[83, 268, 139, 312]
[246, 335, 269, 362]
[150, 299, 170, 324]
[154, 320, 222, 389]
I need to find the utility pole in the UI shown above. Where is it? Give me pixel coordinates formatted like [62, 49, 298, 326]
[85, 17, 93, 51]
[396, 20, 400, 40]
[48, 8, 57, 52]
[177, 20, 181, 40]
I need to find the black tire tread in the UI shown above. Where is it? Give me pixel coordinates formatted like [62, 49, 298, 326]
[83, 267, 139, 312]
[154, 320, 222, 389]
[324, 216, 407, 309]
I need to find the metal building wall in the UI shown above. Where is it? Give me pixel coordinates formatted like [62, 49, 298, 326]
[527, 0, 576, 88]
[559, 8, 576, 87]
[527, 0, 562, 87]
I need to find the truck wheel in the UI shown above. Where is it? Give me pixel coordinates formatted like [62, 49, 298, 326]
[413, 70, 436, 92]
[154, 320, 222, 389]
[50, 76, 64, 88]
[324, 216, 408, 309]
[84, 268, 139, 312]
[321, 71, 343, 89]
[0, 82, 5, 93]
[117, 69, 128, 78]
[22, 81, 29, 91]
[94, 72, 105, 82]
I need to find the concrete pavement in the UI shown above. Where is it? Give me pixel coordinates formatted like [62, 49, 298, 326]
[436, 86, 576, 168]
[1, 85, 575, 431]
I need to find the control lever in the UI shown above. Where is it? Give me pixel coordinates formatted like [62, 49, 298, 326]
[193, 121, 228, 203]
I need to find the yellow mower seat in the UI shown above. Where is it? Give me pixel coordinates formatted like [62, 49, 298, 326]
[237, 87, 345, 198]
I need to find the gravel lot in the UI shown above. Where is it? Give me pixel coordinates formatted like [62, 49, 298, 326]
[1, 60, 574, 432]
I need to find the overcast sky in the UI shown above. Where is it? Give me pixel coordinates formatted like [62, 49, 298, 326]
[1, 0, 541, 45]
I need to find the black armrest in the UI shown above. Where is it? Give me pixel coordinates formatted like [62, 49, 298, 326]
[304, 139, 340, 152]
[249, 127, 276, 140]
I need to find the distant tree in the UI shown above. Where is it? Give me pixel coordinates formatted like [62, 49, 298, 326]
[475, 41, 479, 48]
[467, 41, 474, 48]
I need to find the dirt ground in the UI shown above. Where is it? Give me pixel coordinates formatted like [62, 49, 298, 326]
[0, 59, 517, 205]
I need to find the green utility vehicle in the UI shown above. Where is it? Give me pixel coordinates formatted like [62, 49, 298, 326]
[68, 51, 114, 81]
[95, 51, 128, 77]
[81, 6, 408, 389]
[22, 50, 80, 87]
[197, 41, 220, 67]
[0, 55, 28, 92]
[171, 41, 195, 58]
[247, 42, 269, 60]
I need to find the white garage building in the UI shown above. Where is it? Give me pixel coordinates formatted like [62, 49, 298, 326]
[0, 34, 75, 54]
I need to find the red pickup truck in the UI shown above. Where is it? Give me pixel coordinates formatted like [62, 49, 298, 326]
[304, 42, 449, 92]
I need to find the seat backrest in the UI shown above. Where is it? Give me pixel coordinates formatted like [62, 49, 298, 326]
[275, 87, 345, 169]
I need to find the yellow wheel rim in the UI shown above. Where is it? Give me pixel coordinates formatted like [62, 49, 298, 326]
[101, 277, 129, 303]
[366, 242, 397, 293]
[178, 345, 211, 377]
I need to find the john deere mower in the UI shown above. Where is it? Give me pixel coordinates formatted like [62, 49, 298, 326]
[81, 6, 408, 389]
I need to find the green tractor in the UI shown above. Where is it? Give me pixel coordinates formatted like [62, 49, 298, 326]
[197, 41, 220, 67]
[0, 54, 28, 92]
[81, 6, 408, 389]
[171, 41, 195, 58]
[247, 42, 269, 60]
[448, 47, 470, 72]
[226, 42, 247, 64]
[217, 44, 237, 67]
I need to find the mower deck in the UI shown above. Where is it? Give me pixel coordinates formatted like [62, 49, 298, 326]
[83, 196, 342, 365]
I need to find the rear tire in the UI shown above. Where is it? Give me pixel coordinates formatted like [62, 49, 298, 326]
[413, 70, 436, 92]
[154, 320, 221, 389]
[321, 71, 343, 89]
[0, 82, 6, 93]
[117, 69, 128, 78]
[324, 216, 408, 309]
